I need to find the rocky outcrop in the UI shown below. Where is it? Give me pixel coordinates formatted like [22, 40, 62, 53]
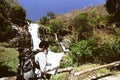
[9, 24, 32, 49]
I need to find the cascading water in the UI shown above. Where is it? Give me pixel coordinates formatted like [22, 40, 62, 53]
[28, 23, 41, 50]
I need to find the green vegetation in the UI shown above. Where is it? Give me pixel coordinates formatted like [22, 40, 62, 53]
[69, 38, 98, 65]
[71, 13, 93, 41]
[9, 5, 26, 26]
[47, 11, 55, 19]
[0, 14, 13, 41]
[0, 42, 19, 77]
[60, 55, 73, 68]
[39, 16, 49, 25]
[50, 20, 63, 33]
[0, 0, 26, 42]
[106, 0, 120, 26]
[51, 64, 111, 80]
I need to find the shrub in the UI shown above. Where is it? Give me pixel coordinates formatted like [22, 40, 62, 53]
[39, 16, 49, 25]
[0, 14, 13, 41]
[9, 6, 26, 26]
[50, 20, 63, 33]
[71, 13, 93, 41]
[69, 38, 98, 65]
[93, 41, 120, 63]
[50, 45, 62, 53]
[60, 55, 73, 68]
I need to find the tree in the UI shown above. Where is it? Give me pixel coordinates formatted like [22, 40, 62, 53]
[50, 20, 63, 33]
[47, 11, 55, 19]
[9, 6, 26, 26]
[39, 16, 49, 25]
[0, 14, 12, 41]
[72, 13, 93, 41]
[106, 0, 120, 26]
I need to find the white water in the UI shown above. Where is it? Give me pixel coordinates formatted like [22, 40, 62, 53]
[28, 23, 41, 50]
[54, 33, 69, 52]
[54, 33, 58, 41]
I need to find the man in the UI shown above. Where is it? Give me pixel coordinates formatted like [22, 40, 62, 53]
[35, 40, 49, 79]
[35, 40, 64, 80]
[24, 40, 64, 80]
[23, 41, 49, 80]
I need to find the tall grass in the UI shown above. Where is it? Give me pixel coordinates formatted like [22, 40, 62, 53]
[0, 42, 19, 77]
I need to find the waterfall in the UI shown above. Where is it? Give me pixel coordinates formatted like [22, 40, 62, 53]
[28, 23, 41, 50]
[54, 33, 69, 52]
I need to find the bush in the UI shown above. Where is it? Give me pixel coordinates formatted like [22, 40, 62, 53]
[50, 20, 63, 33]
[50, 45, 62, 53]
[60, 55, 73, 68]
[71, 13, 93, 41]
[9, 6, 26, 26]
[69, 38, 98, 65]
[0, 14, 13, 41]
[93, 41, 120, 63]
[39, 16, 49, 25]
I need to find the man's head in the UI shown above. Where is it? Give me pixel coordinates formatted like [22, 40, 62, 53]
[39, 40, 49, 51]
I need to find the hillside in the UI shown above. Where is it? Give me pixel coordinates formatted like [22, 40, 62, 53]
[4, 0, 18, 6]
[55, 4, 107, 21]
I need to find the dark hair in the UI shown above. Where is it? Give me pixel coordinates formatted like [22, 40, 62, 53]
[39, 40, 49, 48]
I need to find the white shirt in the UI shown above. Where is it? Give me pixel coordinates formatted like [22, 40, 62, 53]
[35, 50, 47, 75]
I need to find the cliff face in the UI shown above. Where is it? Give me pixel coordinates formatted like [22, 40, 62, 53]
[0, 0, 30, 48]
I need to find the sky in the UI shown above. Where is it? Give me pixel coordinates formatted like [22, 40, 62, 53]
[18, 0, 105, 21]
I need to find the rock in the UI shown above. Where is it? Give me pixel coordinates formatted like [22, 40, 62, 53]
[9, 24, 32, 48]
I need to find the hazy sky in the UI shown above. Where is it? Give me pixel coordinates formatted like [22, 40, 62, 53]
[18, 0, 105, 21]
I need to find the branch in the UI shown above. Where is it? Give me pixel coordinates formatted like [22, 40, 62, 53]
[74, 61, 120, 76]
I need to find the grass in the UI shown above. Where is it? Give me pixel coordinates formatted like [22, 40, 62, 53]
[74, 64, 111, 80]
[0, 42, 19, 72]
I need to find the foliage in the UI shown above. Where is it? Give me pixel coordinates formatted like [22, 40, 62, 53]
[51, 73, 69, 80]
[60, 55, 73, 68]
[47, 11, 55, 19]
[39, 16, 49, 25]
[9, 5, 26, 26]
[0, 14, 13, 41]
[0, 43, 19, 74]
[72, 13, 93, 41]
[69, 38, 98, 65]
[93, 41, 120, 63]
[0, 2, 5, 16]
[69, 35, 120, 65]
[106, 0, 120, 26]
[50, 45, 62, 53]
[49, 20, 63, 33]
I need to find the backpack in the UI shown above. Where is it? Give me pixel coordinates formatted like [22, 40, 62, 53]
[16, 48, 39, 80]
[16, 48, 51, 80]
